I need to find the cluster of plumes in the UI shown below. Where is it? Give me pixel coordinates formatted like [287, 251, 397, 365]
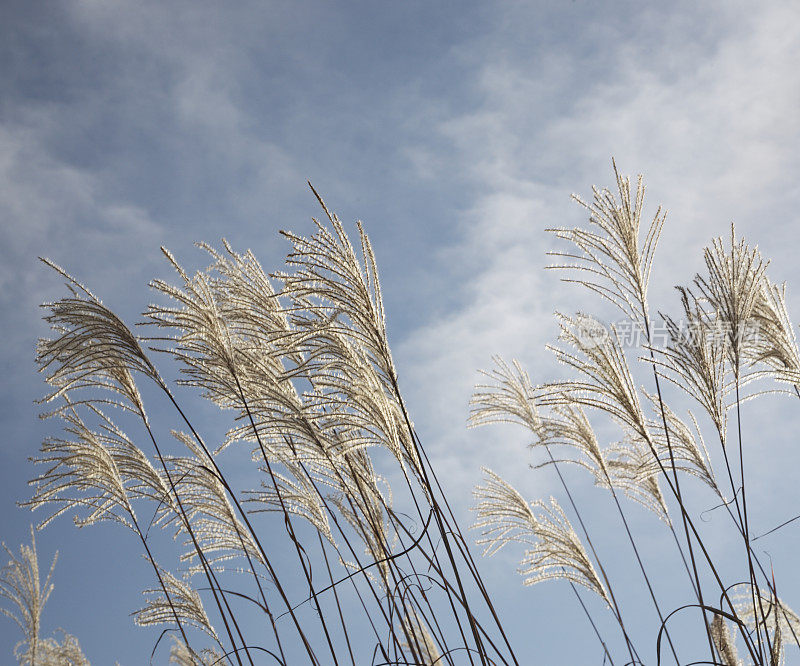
[12, 161, 800, 664]
[471, 164, 800, 664]
[473, 469, 608, 604]
[10, 190, 508, 666]
[654, 230, 800, 420]
[0, 529, 89, 665]
[470, 354, 673, 526]
[142, 199, 418, 586]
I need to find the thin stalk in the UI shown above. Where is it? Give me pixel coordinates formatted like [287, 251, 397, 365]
[288, 436, 427, 663]
[392, 378, 517, 665]
[625, 398, 761, 663]
[131, 520, 192, 653]
[227, 494, 288, 664]
[605, 479, 681, 665]
[317, 532, 356, 666]
[565, 573, 615, 665]
[137, 413, 247, 666]
[642, 316, 719, 665]
[389, 456, 481, 666]
[734, 378, 768, 663]
[233, 373, 340, 666]
[410, 435, 521, 666]
[272, 357, 456, 662]
[388, 524, 459, 666]
[524, 449, 615, 663]
[667, 520, 699, 598]
[542, 446, 639, 665]
[280, 436, 423, 661]
[385, 507, 519, 666]
[155, 383, 321, 665]
[339, 455, 434, 666]
[721, 499, 800, 650]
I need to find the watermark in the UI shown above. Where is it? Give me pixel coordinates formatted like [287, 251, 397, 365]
[573, 315, 762, 350]
[574, 314, 610, 348]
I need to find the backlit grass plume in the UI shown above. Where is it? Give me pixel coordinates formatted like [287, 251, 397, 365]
[0, 529, 88, 665]
[547, 160, 665, 323]
[473, 469, 608, 602]
[7, 185, 522, 666]
[471, 163, 800, 665]
[6, 165, 800, 665]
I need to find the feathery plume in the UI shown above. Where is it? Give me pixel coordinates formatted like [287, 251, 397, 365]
[469, 357, 542, 433]
[169, 636, 223, 666]
[548, 160, 665, 322]
[655, 289, 730, 445]
[33, 631, 91, 666]
[471, 359, 611, 489]
[37, 260, 156, 414]
[694, 225, 769, 377]
[473, 468, 540, 558]
[520, 497, 608, 599]
[748, 279, 800, 388]
[245, 460, 334, 545]
[400, 609, 442, 666]
[277, 191, 395, 387]
[544, 313, 649, 442]
[0, 530, 88, 665]
[168, 432, 265, 571]
[731, 585, 800, 643]
[771, 618, 785, 666]
[24, 405, 172, 531]
[537, 401, 611, 489]
[134, 567, 219, 644]
[606, 435, 670, 523]
[147, 248, 242, 407]
[473, 469, 609, 604]
[0, 528, 56, 664]
[710, 614, 742, 666]
[643, 394, 718, 493]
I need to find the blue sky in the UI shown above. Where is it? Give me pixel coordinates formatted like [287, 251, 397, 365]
[2, 1, 800, 663]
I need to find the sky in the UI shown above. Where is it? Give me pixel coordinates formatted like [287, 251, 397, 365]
[2, 1, 800, 663]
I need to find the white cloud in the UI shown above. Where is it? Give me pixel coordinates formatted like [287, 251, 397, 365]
[0, 121, 163, 306]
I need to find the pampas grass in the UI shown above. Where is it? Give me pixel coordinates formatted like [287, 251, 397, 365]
[3, 186, 519, 666]
[2, 165, 799, 665]
[470, 163, 800, 665]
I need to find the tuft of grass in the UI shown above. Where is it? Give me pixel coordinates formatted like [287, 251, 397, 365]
[470, 163, 800, 665]
[4, 185, 520, 666]
[2, 166, 798, 665]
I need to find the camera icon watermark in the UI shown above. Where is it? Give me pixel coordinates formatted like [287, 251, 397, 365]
[574, 314, 610, 348]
